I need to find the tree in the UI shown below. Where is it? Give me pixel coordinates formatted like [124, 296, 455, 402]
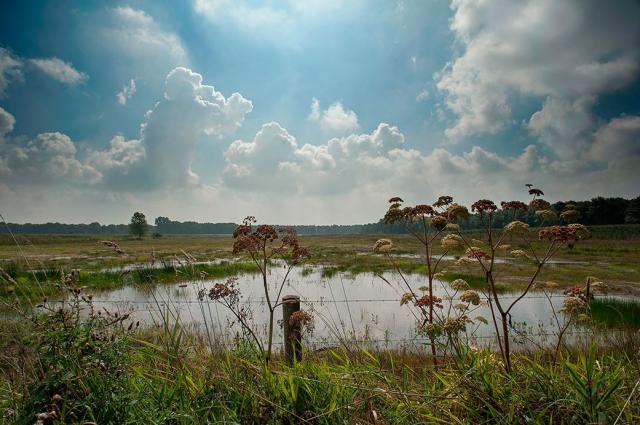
[625, 197, 640, 224]
[128, 212, 148, 239]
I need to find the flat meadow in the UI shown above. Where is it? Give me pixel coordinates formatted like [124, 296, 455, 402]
[1, 224, 640, 423]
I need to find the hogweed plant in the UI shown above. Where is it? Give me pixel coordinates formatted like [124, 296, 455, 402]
[450, 187, 591, 372]
[376, 196, 476, 364]
[379, 188, 591, 372]
[208, 217, 310, 363]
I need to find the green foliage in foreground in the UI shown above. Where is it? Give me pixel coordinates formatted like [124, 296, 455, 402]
[1, 301, 639, 424]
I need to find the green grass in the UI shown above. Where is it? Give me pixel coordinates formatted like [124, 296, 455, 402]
[2, 224, 640, 300]
[0, 260, 260, 301]
[1, 298, 639, 424]
[590, 297, 640, 328]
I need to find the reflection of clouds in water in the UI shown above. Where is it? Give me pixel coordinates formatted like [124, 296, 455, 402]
[80, 267, 576, 350]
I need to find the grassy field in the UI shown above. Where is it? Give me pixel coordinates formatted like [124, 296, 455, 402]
[1, 224, 640, 299]
[1, 226, 640, 422]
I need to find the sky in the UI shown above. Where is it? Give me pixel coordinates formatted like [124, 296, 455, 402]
[0, 0, 639, 225]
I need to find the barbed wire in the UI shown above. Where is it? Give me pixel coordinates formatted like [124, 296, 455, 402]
[40, 293, 627, 306]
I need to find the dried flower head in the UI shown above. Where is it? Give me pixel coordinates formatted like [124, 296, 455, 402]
[560, 297, 586, 315]
[536, 209, 557, 222]
[430, 215, 447, 230]
[455, 257, 475, 266]
[413, 204, 436, 216]
[400, 292, 414, 305]
[560, 209, 581, 223]
[373, 238, 393, 253]
[446, 223, 461, 231]
[443, 316, 471, 334]
[510, 249, 528, 258]
[500, 201, 528, 211]
[504, 220, 530, 235]
[433, 195, 453, 208]
[383, 206, 404, 224]
[415, 295, 443, 309]
[466, 247, 490, 260]
[450, 278, 470, 291]
[388, 196, 404, 203]
[446, 203, 470, 222]
[441, 234, 464, 251]
[289, 310, 314, 333]
[460, 290, 481, 305]
[422, 322, 443, 338]
[208, 281, 238, 300]
[538, 225, 589, 243]
[529, 188, 544, 197]
[471, 199, 498, 214]
[568, 223, 590, 239]
[529, 198, 551, 211]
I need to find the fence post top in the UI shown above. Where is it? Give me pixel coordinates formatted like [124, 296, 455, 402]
[282, 295, 300, 303]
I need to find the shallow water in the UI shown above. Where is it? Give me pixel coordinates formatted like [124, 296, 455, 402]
[72, 264, 621, 352]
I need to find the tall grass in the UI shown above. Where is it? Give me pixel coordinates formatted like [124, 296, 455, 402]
[590, 297, 640, 328]
[2, 295, 639, 424]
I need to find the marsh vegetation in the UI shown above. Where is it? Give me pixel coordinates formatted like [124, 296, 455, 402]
[1, 192, 640, 423]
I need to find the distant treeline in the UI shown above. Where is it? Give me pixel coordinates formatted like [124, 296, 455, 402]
[2, 196, 639, 235]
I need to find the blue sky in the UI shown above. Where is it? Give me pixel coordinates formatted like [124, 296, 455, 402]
[1, 0, 639, 224]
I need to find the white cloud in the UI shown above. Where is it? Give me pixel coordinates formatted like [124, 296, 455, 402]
[86, 135, 145, 175]
[416, 88, 429, 102]
[29, 57, 88, 84]
[590, 116, 640, 162]
[0, 106, 15, 141]
[436, 0, 640, 141]
[220, 115, 640, 220]
[1, 67, 252, 191]
[0, 48, 24, 97]
[308, 98, 359, 134]
[96, 67, 252, 189]
[85, 6, 188, 87]
[0, 132, 100, 185]
[527, 96, 595, 159]
[116, 78, 137, 105]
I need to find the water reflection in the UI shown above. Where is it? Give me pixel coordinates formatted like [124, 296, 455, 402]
[76, 265, 598, 351]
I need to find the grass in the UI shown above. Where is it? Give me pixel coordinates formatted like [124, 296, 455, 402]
[590, 297, 640, 328]
[1, 295, 639, 424]
[1, 226, 640, 422]
[1, 224, 640, 300]
[0, 260, 260, 301]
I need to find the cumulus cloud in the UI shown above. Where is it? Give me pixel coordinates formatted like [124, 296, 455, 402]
[0, 48, 24, 97]
[94, 67, 252, 189]
[116, 78, 137, 105]
[308, 98, 359, 134]
[437, 0, 640, 141]
[527, 96, 595, 159]
[0, 107, 15, 141]
[590, 116, 640, 162]
[0, 132, 100, 184]
[221, 115, 640, 214]
[86, 135, 145, 175]
[1, 67, 252, 191]
[29, 57, 88, 84]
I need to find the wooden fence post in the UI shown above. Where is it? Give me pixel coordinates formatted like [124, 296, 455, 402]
[282, 295, 302, 365]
